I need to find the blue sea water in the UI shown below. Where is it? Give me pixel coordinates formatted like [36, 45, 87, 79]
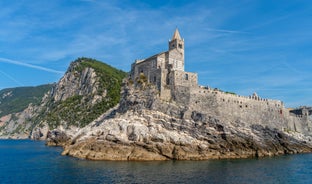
[0, 140, 311, 184]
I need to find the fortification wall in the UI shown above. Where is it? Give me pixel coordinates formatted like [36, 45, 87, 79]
[172, 86, 308, 133]
[172, 86, 191, 104]
[171, 85, 312, 134]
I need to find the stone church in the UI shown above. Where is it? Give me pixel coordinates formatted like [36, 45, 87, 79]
[130, 29, 197, 100]
[130, 28, 312, 134]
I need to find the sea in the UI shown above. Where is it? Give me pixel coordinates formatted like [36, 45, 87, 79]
[0, 140, 311, 184]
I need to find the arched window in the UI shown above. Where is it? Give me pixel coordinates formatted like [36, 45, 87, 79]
[184, 74, 189, 80]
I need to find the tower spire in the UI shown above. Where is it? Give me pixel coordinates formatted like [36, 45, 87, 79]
[171, 28, 182, 40]
[168, 28, 184, 71]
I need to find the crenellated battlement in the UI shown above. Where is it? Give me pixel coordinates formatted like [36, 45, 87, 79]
[195, 86, 283, 107]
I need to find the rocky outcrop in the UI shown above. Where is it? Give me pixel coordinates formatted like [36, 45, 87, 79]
[51, 61, 103, 102]
[1, 58, 311, 161]
[61, 81, 312, 160]
[46, 129, 71, 146]
[30, 123, 49, 140]
[0, 103, 42, 139]
[0, 58, 126, 139]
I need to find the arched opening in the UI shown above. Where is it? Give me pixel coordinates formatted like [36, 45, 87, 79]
[184, 73, 189, 80]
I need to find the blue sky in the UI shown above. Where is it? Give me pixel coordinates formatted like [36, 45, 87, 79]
[0, 0, 311, 107]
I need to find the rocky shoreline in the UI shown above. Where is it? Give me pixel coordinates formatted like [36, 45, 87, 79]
[1, 59, 312, 161]
[47, 82, 312, 161]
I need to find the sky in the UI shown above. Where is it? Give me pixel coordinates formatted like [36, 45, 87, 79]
[0, 0, 311, 107]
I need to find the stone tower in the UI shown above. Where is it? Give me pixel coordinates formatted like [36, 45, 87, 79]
[168, 28, 184, 71]
[130, 28, 197, 100]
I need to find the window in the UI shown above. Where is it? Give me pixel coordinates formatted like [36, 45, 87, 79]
[184, 74, 189, 80]
[153, 76, 156, 82]
[138, 68, 143, 75]
[152, 60, 156, 68]
[178, 44, 183, 49]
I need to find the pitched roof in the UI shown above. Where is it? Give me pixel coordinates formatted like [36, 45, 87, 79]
[171, 28, 182, 40]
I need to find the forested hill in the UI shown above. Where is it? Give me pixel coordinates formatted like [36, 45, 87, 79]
[0, 84, 53, 117]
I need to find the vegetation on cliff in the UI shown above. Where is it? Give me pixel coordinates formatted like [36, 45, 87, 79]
[0, 84, 53, 117]
[59, 80, 312, 161]
[34, 58, 127, 129]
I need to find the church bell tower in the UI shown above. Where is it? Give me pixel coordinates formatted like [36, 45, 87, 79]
[168, 28, 184, 71]
[169, 28, 184, 54]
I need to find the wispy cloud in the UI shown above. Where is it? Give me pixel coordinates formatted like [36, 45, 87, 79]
[0, 0, 311, 106]
[244, 14, 292, 32]
[0, 58, 64, 74]
[205, 28, 248, 34]
[0, 69, 24, 86]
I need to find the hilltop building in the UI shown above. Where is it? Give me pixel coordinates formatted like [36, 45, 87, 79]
[130, 28, 197, 100]
[130, 29, 311, 134]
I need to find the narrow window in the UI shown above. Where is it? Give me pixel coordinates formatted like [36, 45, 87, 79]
[152, 60, 156, 68]
[184, 74, 189, 80]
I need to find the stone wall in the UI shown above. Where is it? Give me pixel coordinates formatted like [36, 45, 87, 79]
[172, 86, 191, 104]
[170, 85, 312, 135]
[130, 56, 311, 135]
[170, 70, 198, 88]
[131, 56, 163, 89]
[168, 49, 184, 71]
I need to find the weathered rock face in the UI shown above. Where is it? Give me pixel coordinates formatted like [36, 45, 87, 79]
[51, 61, 103, 103]
[61, 82, 312, 160]
[0, 103, 42, 139]
[0, 61, 96, 139]
[1, 59, 311, 160]
[0, 58, 126, 139]
[30, 123, 50, 140]
[46, 129, 71, 146]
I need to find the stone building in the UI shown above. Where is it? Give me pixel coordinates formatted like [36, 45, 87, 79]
[130, 28, 312, 135]
[130, 28, 197, 100]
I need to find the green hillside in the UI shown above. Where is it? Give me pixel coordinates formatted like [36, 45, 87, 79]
[0, 84, 53, 117]
[38, 58, 128, 128]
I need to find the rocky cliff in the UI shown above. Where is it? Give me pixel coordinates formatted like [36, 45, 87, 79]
[0, 58, 126, 139]
[0, 84, 53, 117]
[1, 58, 312, 161]
[0, 85, 53, 139]
[58, 80, 312, 160]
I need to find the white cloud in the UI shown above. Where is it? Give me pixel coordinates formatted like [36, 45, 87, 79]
[0, 57, 64, 74]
